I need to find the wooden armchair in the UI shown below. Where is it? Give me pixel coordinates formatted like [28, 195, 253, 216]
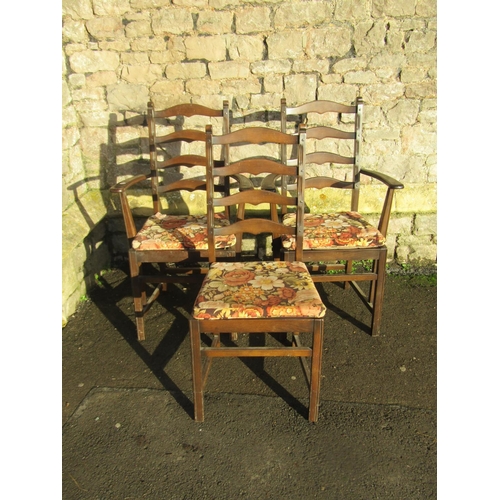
[110, 101, 236, 341]
[189, 125, 326, 422]
[278, 98, 404, 336]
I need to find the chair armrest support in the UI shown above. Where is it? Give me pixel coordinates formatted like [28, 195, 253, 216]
[110, 174, 152, 240]
[359, 169, 404, 237]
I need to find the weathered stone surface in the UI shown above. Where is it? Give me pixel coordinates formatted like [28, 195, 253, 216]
[62, 0, 438, 322]
[151, 9, 193, 35]
[235, 7, 271, 33]
[86, 17, 124, 39]
[69, 50, 120, 73]
[274, 1, 333, 29]
[107, 83, 149, 111]
[185, 35, 226, 61]
[197, 10, 233, 34]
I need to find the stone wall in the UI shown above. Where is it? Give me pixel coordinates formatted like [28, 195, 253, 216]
[62, 0, 437, 324]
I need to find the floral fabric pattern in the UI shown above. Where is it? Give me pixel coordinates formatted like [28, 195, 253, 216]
[193, 261, 326, 320]
[281, 211, 385, 249]
[132, 212, 236, 251]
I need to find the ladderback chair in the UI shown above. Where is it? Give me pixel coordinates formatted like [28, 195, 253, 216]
[279, 98, 404, 336]
[189, 125, 326, 422]
[110, 101, 236, 341]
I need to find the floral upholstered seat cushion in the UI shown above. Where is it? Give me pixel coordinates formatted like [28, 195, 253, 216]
[193, 261, 326, 320]
[132, 212, 236, 251]
[281, 211, 385, 250]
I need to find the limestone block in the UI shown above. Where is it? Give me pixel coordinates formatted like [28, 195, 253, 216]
[131, 0, 171, 9]
[121, 52, 149, 65]
[221, 78, 261, 96]
[86, 17, 125, 40]
[400, 67, 428, 83]
[362, 83, 405, 104]
[86, 71, 118, 87]
[130, 37, 168, 52]
[405, 81, 436, 99]
[80, 111, 115, 127]
[353, 21, 388, 56]
[173, 0, 208, 6]
[71, 87, 106, 102]
[121, 64, 163, 84]
[68, 73, 86, 89]
[372, 0, 416, 17]
[227, 35, 265, 62]
[107, 83, 150, 111]
[292, 59, 330, 75]
[335, 0, 371, 21]
[208, 61, 250, 80]
[274, 2, 333, 29]
[235, 7, 271, 33]
[98, 40, 131, 51]
[320, 74, 343, 85]
[387, 214, 414, 236]
[197, 10, 233, 34]
[263, 74, 283, 94]
[394, 183, 436, 213]
[152, 8, 193, 35]
[185, 36, 226, 61]
[369, 55, 407, 81]
[317, 84, 358, 105]
[150, 80, 185, 95]
[284, 73, 317, 105]
[186, 79, 222, 96]
[250, 60, 292, 76]
[63, 20, 88, 43]
[124, 20, 152, 38]
[396, 235, 437, 263]
[73, 100, 109, 113]
[304, 27, 351, 58]
[63, 127, 80, 151]
[63, 105, 78, 128]
[403, 31, 436, 53]
[401, 124, 436, 155]
[63, 80, 72, 107]
[93, 0, 132, 16]
[344, 71, 378, 84]
[333, 57, 369, 73]
[414, 213, 436, 236]
[62, 0, 93, 20]
[386, 99, 420, 126]
[267, 31, 304, 60]
[167, 62, 207, 80]
[250, 93, 282, 110]
[69, 50, 120, 73]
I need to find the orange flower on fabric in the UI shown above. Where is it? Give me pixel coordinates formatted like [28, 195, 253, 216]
[223, 269, 255, 287]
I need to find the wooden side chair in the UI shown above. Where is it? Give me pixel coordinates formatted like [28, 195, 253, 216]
[278, 98, 404, 336]
[189, 125, 326, 422]
[110, 101, 237, 341]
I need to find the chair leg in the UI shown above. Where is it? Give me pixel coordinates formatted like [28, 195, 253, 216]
[344, 260, 352, 289]
[371, 250, 387, 337]
[308, 319, 324, 422]
[189, 320, 205, 422]
[129, 257, 146, 341]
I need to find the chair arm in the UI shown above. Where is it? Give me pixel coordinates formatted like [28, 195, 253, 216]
[110, 174, 152, 240]
[110, 174, 150, 193]
[360, 169, 404, 189]
[359, 169, 404, 237]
